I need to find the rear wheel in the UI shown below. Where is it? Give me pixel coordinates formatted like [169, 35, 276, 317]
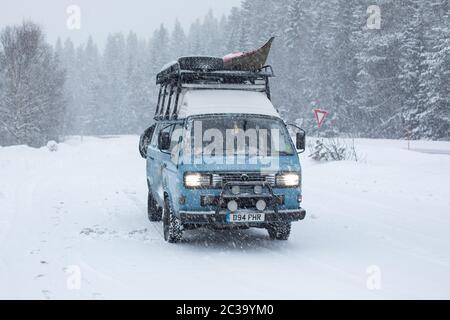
[147, 191, 162, 222]
[163, 197, 183, 243]
[267, 223, 291, 240]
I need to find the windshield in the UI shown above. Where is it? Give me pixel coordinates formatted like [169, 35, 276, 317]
[187, 116, 295, 156]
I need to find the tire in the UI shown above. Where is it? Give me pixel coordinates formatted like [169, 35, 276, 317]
[267, 223, 291, 240]
[148, 191, 162, 222]
[163, 196, 183, 243]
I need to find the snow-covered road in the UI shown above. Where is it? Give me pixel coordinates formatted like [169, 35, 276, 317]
[1, 136, 449, 299]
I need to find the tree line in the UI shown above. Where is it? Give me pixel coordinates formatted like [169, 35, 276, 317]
[0, 22, 65, 147]
[1, 0, 449, 147]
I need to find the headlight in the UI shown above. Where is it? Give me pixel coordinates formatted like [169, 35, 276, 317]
[276, 173, 300, 187]
[184, 173, 211, 188]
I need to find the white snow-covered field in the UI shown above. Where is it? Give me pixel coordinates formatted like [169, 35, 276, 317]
[0, 136, 449, 299]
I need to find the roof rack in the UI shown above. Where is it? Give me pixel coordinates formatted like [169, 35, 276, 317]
[154, 57, 275, 121]
[156, 56, 274, 85]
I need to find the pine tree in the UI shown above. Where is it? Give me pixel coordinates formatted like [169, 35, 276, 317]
[201, 10, 221, 56]
[60, 38, 78, 135]
[217, 15, 228, 55]
[170, 20, 187, 59]
[237, 1, 253, 51]
[399, 0, 428, 139]
[355, 0, 404, 138]
[149, 24, 170, 71]
[328, 0, 361, 135]
[103, 33, 127, 133]
[187, 19, 203, 55]
[82, 36, 102, 134]
[420, 0, 450, 139]
[224, 7, 243, 52]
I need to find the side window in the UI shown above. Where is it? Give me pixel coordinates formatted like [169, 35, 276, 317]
[160, 85, 171, 118]
[165, 86, 175, 119]
[170, 87, 181, 119]
[158, 86, 168, 118]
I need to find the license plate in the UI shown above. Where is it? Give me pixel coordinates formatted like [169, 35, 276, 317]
[227, 212, 265, 223]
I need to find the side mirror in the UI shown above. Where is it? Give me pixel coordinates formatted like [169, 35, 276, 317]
[287, 123, 306, 154]
[159, 131, 171, 151]
[296, 131, 306, 152]
[139, 125, 155, 159]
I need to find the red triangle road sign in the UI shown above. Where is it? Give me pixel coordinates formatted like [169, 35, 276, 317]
[313, 109, 329, 128]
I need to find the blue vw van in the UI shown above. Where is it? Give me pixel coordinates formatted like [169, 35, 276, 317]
[139, 57, 306, 243]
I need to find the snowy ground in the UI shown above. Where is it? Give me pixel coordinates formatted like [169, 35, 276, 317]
[0, 136, 449, 299]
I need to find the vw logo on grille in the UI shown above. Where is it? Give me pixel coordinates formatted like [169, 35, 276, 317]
[241, 174, 249, 182]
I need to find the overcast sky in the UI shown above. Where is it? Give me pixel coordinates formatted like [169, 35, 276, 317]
[0, 0, 242, 47]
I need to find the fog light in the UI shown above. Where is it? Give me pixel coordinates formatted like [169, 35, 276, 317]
[227, 200, 238, 212]
[256, 200, 267, 212]
[254, 185, 263, 194]
[231, 186, 240, 195]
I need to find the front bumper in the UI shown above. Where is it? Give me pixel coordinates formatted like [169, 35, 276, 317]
[180, 179, 305, 226]
[180, 208, 306, 225]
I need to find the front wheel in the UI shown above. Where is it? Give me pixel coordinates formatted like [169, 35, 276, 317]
[267, 223, 291, 240]
[163, 197, 183, 243]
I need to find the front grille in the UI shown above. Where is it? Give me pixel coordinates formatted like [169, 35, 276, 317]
[212, 172, 276, 188]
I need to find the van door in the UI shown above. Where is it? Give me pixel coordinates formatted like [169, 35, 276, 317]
[161, 124, 184, 210]
[152, 123, 174, 205]
[148, 122, 184, 206]
[147, 123, 162, 202]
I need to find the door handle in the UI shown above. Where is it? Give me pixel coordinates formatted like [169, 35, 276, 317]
[149, 156, 155, 160]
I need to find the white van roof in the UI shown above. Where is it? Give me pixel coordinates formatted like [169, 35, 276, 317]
[177, 89, 280, 119]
